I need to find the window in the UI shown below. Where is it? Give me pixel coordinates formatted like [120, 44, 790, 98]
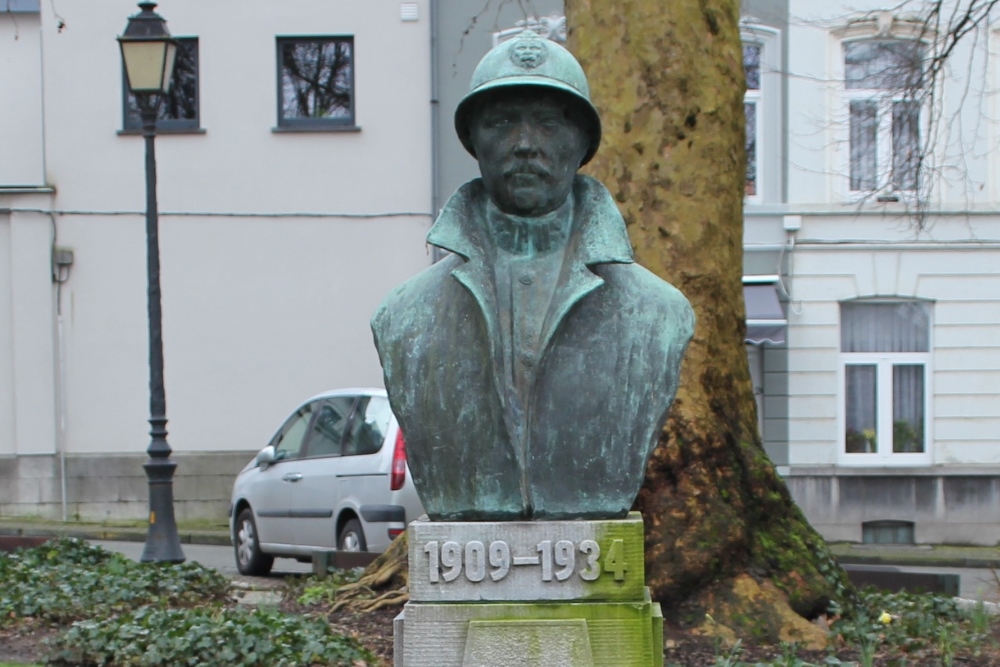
[840, 301, 931, 463]
[743, 43, 761, 198]
[270, 403, 314, 461]
[276, 36, 355, 129]
[123, 37, 199, 131]
[303, 397, 357, 458]
[862, 520, 915, 545]
[843, 40, 924, 194]
[740, 25, 780, 204]
[343, 396, 393, 456]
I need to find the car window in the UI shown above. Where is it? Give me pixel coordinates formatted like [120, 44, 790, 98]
[343, 395, 392, 456]
[271, 403, 314, 461]
[304, 396, 357, 458]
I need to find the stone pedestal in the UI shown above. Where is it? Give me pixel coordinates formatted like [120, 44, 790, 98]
[395, 512, 662, 667]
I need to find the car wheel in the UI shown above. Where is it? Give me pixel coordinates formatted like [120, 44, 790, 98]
[234, 508, 274, 576]
[338, 518, 367, 552]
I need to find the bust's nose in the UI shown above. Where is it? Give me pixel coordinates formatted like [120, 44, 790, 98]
[512, 123, 540, 157]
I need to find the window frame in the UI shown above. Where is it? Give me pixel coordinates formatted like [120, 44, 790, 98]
[121, 36, 201, 133]
[842, 39, 925, 198]
[831, 19, 931, 203]
[740, 24, 781, 206]
[275, 35, 358, 131]
[838, 300, 933, 466]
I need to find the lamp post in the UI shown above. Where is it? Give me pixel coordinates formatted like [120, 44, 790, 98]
[118, 1, 184, 564]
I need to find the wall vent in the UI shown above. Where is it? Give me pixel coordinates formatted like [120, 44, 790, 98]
[862, 520, 915, 545]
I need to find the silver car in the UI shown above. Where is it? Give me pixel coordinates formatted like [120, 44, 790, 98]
[229, 388, 424, 576]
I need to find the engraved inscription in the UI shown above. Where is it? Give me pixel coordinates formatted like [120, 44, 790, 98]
[579, 539, 601, 581]
[421, 538, 627, 584]
[441, 541, 462, 582]
[489, 540, 510, 581]
[465, 541, 486, 582]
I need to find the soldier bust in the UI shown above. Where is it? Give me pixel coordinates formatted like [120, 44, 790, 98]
[371, 31, 694, 522]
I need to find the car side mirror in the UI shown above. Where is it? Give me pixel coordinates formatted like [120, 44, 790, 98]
[255, 445, 276, 469]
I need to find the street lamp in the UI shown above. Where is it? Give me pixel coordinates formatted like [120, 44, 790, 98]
[118, 1, 184, 564]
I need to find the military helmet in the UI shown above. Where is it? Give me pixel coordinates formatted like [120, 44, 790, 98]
[454, 30, 602, 166]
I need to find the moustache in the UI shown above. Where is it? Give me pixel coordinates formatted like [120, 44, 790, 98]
[503, 163, 550, 179]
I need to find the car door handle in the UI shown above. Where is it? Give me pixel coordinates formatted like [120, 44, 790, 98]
[282, 473, 303, 482]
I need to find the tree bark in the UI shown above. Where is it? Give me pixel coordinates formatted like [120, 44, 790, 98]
[565, 0, 853, 640]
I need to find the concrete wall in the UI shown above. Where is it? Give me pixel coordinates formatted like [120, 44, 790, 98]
[787, 468, 1000, 545]
[0, 451, 255, 521]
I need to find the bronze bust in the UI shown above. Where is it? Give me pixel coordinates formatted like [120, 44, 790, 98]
[372, 31, 694, 521]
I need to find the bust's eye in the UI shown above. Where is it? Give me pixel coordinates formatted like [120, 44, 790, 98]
[482, 115, 512, 128]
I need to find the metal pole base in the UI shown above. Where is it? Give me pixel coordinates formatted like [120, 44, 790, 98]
[140, 457, 186, 563]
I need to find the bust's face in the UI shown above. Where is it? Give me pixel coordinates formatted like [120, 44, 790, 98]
[469, 89, 589, 217]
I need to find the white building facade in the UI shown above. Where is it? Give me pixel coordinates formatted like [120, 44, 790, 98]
[744, 0, 1000, 545]
[0, 0, 434, 520]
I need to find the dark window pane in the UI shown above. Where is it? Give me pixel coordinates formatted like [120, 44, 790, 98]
[305, 397, 357, 458]
[278, 37, 354, 125]
[845, 40, 924, 90]
[272, 404, 313, 461]
[892, 100, 920, 190]
[124, 37, 199, 130]
[845, 365, 878, 453]
[743, 44, 761, 90]
[893, 364, 925, 453]
[863, 520, 915, 545]
[849, 99, 878, 191]
[744, 101, 757, 196]
[841, 302, 930, 353]
[343, 396, 393, 457]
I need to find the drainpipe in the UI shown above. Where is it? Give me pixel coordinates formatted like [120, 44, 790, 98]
[429, 0, 443, 263]
[51, 242, 73, 522]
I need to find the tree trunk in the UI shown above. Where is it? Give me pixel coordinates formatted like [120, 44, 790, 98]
[565, 0, 853, 642]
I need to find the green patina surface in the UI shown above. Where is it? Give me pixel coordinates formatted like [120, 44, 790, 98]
[582, 513, 646, 601]
[440, 596, 661, 667]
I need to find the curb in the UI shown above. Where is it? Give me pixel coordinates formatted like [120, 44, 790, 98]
[830, 543, 1000, 570]
[835, 552, 1000, 570]
[0, 524, 231, 547]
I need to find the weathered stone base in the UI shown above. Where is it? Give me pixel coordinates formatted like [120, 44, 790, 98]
[395, 594, 663, 667]
[397, 513, 662, 666]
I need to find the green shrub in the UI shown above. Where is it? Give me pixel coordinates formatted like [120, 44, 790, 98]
[830, 587, 993, 661]
[0, 538, 228, 624]
[48, 605, 375, 667]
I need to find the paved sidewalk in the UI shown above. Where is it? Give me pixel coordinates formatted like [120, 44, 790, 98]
[1, 518, 997, 569]
[829, 542, 1000, 569]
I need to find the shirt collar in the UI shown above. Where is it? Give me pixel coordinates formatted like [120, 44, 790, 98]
[427, 174, 634, 267]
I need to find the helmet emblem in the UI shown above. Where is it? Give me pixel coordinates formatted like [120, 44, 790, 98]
[510, 34, 548, 69]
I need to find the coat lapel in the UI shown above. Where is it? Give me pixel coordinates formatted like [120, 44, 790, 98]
[427, 182, 521, 470]
[538, 176, 635, 359]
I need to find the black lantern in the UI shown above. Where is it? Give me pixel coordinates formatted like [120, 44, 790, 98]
[119, 2, 177, 104]
[118, 1, 185, 564]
